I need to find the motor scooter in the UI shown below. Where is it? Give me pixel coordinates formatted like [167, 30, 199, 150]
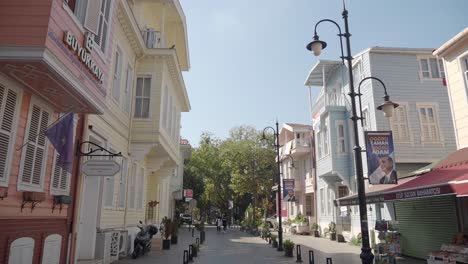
[132, 221, 158, 259]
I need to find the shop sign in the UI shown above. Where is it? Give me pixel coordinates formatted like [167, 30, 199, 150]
[365, 131, 398, 185]
[64, 31, 104, 83]
[338, 194, 385, 206]
[384, 185, 454, 201]
[81, 160, 120, 176]
[184, 189, 193, 201]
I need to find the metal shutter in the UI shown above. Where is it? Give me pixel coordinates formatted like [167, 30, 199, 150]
[394, 196, 458, 259]
[0, 86, 18, 181]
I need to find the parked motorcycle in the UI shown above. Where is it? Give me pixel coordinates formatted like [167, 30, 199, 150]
[132, 221, 158, 259]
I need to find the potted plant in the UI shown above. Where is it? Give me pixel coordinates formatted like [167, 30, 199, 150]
[283, 239, 295, 257]
[162, 217, 172, 249]
[171, 220, 179, 244]
[191, 243, 198, 257]
[329, 222, 336, 241]
[312, 223, 320, 237]
[271, 234, 278, 248]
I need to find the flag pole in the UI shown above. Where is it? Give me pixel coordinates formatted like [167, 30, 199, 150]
[16, 112, 73, 151]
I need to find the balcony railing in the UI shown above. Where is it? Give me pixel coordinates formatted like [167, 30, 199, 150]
[141, 29, 167, 49]
[311, 91, 346, 116]
[291, 138, 311, 149]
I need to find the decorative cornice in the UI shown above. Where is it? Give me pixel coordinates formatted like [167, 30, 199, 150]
[117, 0, 145, 57]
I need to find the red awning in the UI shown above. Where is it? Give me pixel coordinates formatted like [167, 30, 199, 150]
[383, 163, 468, 201]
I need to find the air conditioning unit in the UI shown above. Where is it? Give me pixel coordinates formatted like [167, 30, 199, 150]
[142, 29, 167, 49]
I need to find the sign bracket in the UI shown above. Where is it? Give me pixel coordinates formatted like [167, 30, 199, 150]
[78, 140, 122, 157]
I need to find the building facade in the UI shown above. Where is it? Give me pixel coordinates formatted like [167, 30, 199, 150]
[278, 123, 315, 224]
[0, 0, 109, 263]
[74, 0, 190, 263]
[434, 27, 468, 149]
[304, 47, 457, 240]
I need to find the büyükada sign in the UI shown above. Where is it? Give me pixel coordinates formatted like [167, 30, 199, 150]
[64, 31, 104, 83]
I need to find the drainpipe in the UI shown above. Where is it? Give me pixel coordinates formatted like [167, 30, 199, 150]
[69, 113, 88, 264]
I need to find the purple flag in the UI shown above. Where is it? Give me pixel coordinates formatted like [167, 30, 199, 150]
[45, 113, 74, 173]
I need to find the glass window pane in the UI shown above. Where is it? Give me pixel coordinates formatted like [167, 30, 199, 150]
[420, 59, 429, 71]
[427, 108, 434, 122]
[338, 125, 344, 137]
[134, 98, 142, 117]
[422, 72, 430, 78]
[142, 98, 150, 118]
[430, 58, 440, 78]
[144, 78, 151, 97]
[136, 78, 143, 96]
[420, 108, 427, 122]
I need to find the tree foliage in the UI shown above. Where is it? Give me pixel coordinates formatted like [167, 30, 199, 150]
[184, 126, 277, 220]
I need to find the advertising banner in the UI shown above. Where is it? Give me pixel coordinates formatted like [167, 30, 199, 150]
[365, 131, 398, 185]
[283, 179, 295, 202]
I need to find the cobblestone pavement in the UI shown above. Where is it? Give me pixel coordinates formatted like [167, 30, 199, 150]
[117, 226, 424, 264]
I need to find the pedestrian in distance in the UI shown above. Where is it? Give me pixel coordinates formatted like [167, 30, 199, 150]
[216, 216, 222, 233]
[222, 215, 227, 233]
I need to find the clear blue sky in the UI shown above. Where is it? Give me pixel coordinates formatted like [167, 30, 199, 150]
[179, 0, 467, 146]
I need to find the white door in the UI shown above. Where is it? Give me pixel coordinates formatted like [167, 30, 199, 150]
[8, 237, 34, 264]
[42, 234, 62, 264]
[77, 135, 105, 260]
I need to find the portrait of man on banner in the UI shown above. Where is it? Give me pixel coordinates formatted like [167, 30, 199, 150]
[283, 179, 295, 202]
[365, 131, 398, 185]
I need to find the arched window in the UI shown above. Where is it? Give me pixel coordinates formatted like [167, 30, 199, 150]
[42, 234, 62, 264]
[8, 237, 34, 264]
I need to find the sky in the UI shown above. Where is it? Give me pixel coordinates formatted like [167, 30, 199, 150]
[179, 0, 467, 146]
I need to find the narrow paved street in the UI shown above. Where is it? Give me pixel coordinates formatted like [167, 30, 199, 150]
[118, 226, 367, 264]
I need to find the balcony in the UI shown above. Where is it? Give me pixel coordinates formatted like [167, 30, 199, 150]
[311, 91, 347, 117]
[142, 30, 167, 49]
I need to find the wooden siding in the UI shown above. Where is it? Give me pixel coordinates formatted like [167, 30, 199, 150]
[439, 38, 468, 149]
[368, 52, 457, 163]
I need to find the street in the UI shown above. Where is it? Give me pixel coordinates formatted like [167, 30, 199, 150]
[118, 226, 365, 264]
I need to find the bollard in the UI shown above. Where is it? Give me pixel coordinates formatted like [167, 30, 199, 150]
[192, 228, 194, 237]
[188, 245, 193, 262]
[200, 230, 206, 244]
[183, 250, 189, 264]
[296, 245, 303, 262]
[308, 250, 314, 264]
[196, 237, 200, 249]
[326, 257, 333, 264]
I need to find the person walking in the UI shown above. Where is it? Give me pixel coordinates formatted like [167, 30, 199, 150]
[222, 215, 227, 233]
[216, 216, 222, 233]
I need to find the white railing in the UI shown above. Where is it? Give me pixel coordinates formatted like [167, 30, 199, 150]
[311, 92, 346, 116]
[291, 138, 311, 149]
[141, 29, 167, 49]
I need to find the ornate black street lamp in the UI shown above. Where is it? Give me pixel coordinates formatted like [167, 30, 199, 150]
[261, 121, 283, 251]
[306, 3, 398, 264]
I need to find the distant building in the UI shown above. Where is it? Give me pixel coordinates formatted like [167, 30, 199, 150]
[304, 47, 456, 243]
[434, 27, 468, 149]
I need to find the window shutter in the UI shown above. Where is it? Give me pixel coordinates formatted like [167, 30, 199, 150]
[51, 153, 70, 194]
[112, 51, 121, 101]
[21, 105, 49, 188]
[52, 155, 61, 189]
[125, 67, 133, 113]
[0, 86, 18, 181]
[83, 0, 102, 34]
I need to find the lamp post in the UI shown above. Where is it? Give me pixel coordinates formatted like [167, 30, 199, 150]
[261, 121, 283, 251]
[305, 3, 398, 264]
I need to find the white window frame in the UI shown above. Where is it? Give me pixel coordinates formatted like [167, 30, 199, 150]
[459, 53, 468, 102]
[327, 188, 333, 216]
[128, 163, 137, 209]
[112, 47, 122, 103]
[137, 167, 144, 209]
[103, 146, 118, 208]
[0, 83, 22, 187]
[336, 120, 346, 154]
[323, 117, 329, 157]
[94, 0, 112, 52]
[320, 188, 325, 215]
[418, 56, 445, 80]
[124, 64, 134, 114]
[316, 131, 322, 159]
[416, 102, 441, 143]
[8, 237, 34, 264]
[134, 76, 151, 119]
[17, 98, 52, 192]
[117, 157, 128, 209]
[389, 102, 411, 143]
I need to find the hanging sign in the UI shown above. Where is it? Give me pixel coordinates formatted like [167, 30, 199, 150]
[365, 131, 398, 185]
[184, 189, 193, 201]
[283, 179, 295, 202]
[81, 160, 120, 176]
